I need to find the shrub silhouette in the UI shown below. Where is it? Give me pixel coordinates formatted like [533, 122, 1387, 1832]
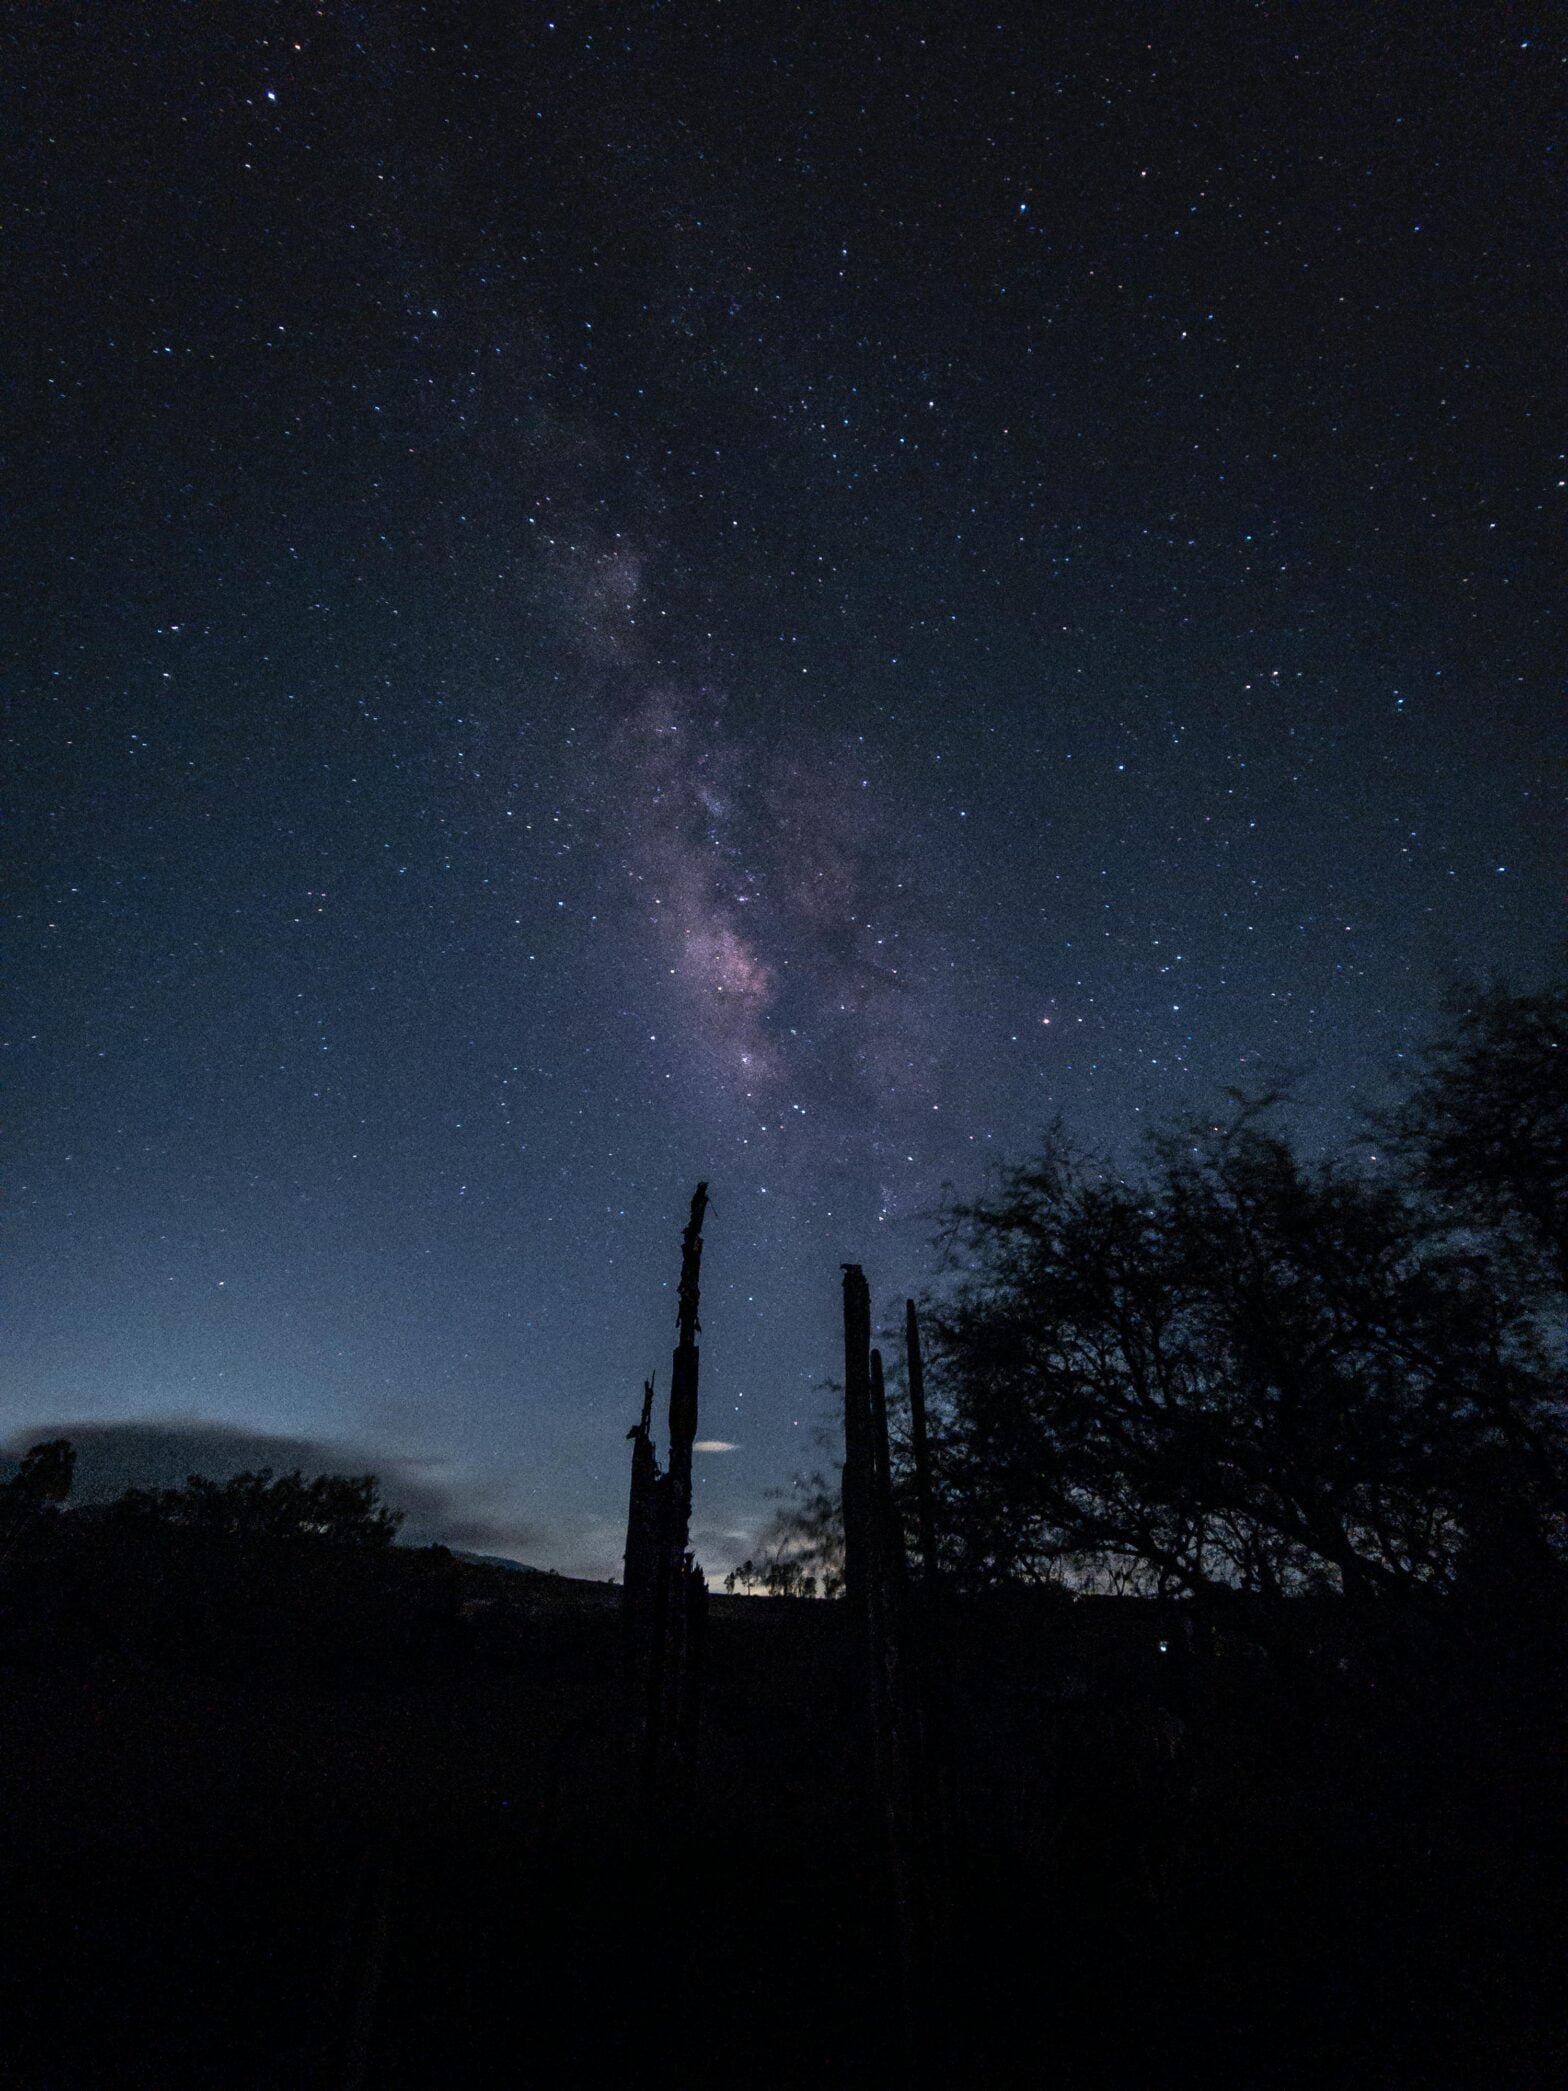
[113, 1465, 403, 1548]
[917, 982, 1568, 1599]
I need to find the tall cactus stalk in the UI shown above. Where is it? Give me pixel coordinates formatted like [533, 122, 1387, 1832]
[621, 1377, 660, 1646]
[663, 1184, 706, 1553]
[904, 1300, 939, 1583]
[841, 1264, 875, 1612]
[869, 1346, 906, 1606]
[841, 1265, 921, 2064]
[623, 1185, 710, 1802]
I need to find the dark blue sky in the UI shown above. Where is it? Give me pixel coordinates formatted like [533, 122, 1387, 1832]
[5, 2, 1559, 1575]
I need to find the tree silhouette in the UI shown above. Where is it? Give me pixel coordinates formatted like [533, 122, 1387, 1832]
[0, 1438, 75, 1542]
[921, 1082, 1564, 1600]
[3, 1438, 76, 1509]
[112, 1466, 403, 1548]
[725, 1467, 845, 1598]
[1383, 976, 1568, 1301]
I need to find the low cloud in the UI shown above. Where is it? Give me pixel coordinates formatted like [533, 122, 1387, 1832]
[0, 1418, 543, 1564]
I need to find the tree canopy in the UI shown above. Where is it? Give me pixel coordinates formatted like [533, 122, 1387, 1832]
[113, 1466, 403, 1549]
[913, 980, 1566, 1601]
[1383, 977, 1568, 1301]
[725, 1467, 844, 1599]
[0, 1439, 76, 1535]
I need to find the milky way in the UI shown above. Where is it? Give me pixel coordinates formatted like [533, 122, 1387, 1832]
[547, 537, 955, 1192]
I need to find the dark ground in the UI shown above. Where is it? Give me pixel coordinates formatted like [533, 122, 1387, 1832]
[0, 1516, 1561, 2089]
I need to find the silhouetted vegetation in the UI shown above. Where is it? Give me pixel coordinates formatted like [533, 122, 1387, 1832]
[621, 1184, 710, 1801]
[0, 1436, 74, 1620]
[111, 1465, 404, 1548]
[2, 1486, 1557, 2088]
[0, 1437, 75, 1535]
[915, 980, 1566, 1603]
[1383, 976, 1568, 1301]
[727, 982, 1568, 1620]
[0, 985, 1561, 2087]
[724, 1464, 844, 1598]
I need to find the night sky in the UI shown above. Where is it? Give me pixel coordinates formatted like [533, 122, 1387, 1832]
[5, 4, 1559, 1577]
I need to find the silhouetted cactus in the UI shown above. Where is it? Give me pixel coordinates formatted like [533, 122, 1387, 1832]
[621, 1377, 660, 1649]
[841, 1264, 875, 1613]
[623, 1186, 710, 1803]
[841, 1265, 923, 2068]
[905, 1300, 939, 1583]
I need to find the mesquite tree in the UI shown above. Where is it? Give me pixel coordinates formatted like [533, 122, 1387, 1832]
[922, 1082, 1564, 1600]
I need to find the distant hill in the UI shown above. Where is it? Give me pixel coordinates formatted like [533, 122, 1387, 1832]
[444, 1547, 546, 1576]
